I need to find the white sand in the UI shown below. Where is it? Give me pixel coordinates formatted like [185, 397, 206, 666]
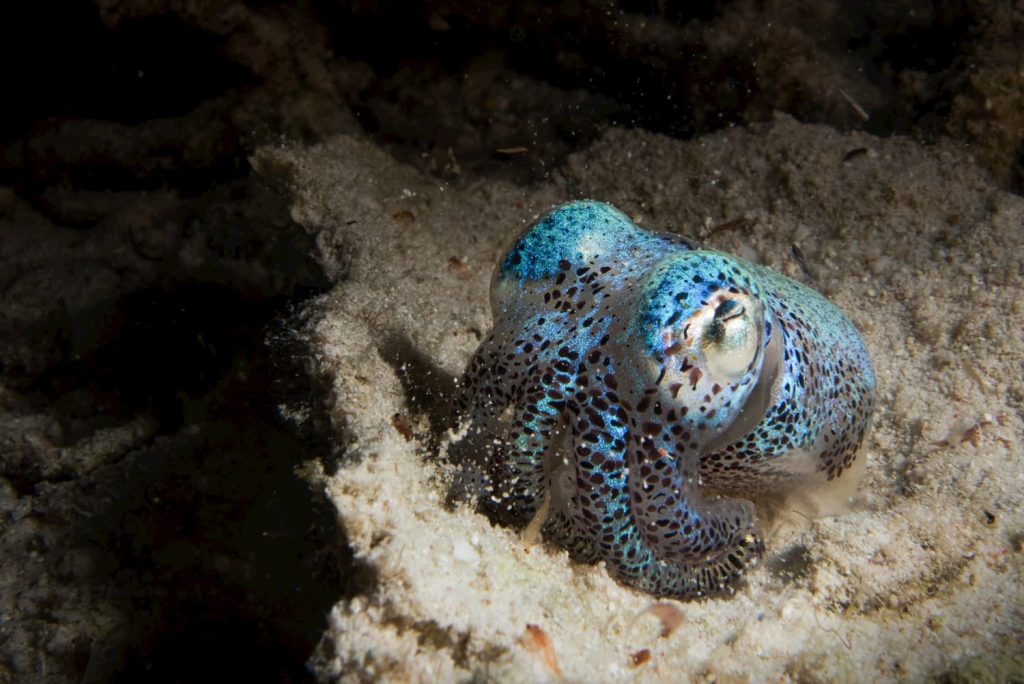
[253, 114, 1023, 682]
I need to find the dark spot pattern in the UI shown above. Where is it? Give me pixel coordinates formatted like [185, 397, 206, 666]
[454, 201, 875, 600]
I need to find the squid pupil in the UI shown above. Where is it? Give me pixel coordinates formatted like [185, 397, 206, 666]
[704, 299, 745, 346]
[715, 299, 744, 321]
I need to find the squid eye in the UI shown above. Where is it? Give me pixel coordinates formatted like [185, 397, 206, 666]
[702, 299, 761, 379]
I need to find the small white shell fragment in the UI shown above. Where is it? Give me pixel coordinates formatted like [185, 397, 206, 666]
[452, 537, 481, 564]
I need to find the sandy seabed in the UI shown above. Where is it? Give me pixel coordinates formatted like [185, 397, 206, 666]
[254, 114, 1024, 682]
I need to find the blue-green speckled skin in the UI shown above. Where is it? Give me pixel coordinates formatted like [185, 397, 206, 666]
[454, 201, 875, 599]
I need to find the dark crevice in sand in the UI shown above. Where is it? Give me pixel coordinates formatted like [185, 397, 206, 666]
[378, 332, 458, 453]
[33, 289, 349, 683]
[763, 543, 815, 583]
